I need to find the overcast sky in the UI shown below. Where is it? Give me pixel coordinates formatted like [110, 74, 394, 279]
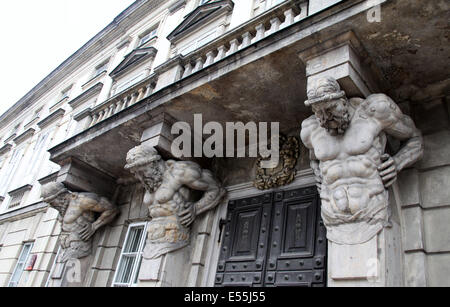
[0, 0, 136, 117]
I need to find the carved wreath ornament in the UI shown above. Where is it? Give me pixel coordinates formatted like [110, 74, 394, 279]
[254, 135, 300, 190]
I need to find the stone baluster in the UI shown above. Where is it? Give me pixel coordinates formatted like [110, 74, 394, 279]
[114, 99, 123, 114]
[107, 104, 115, 118]
[129, 92, 139, 106]
[226, 39, 239, 56]
[192, 56, 204, 73]
[215, 45, 227, 62]
[136, 86, 146, 101]
[268, 17, 281, 35]
[182, 62, 194, 78]
[90, 113, 99, 127]
[97, 110, 105, 123]
[253, 23, 266, 43]
[122, 96, 130, 111]
[281, 9, 295, 29]
[144, 83, 155, 98]
[294, 5, 307, 23]
[241, 32, 252, 49]
[204, 50, 216, 67]
[117, 98, 125, 112]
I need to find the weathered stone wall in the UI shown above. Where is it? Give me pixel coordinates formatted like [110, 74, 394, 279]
[0, 207, 60, 287]
[396, 96, 450, 286]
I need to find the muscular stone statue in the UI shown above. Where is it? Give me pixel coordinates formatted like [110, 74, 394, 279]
[125, 144, 226, 259]
[41, 182, 119, 262]
[300, 77, 423, 244]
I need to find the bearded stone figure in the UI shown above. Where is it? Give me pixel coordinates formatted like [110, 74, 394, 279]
[41, 182, 119, 262]
[125, 144, 226, 259]
[300, 77, 423, 244]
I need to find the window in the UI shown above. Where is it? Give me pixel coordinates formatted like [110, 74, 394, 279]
[179, 29, 217, 55]
[8, 242, 34, 287]
[0, 147, 25, 196]
[45, 246, 61, 287]
[60, 86, 72, 100]
[33, 107, 43, 120]
[31, 132, 50, 169]
[10, 123, 21, 136]
[8, 188, 27, 209]
[112, 222, 148, 287]
[138, 27, 158, 47]
[94, 61, 109, 78]
[114, 72, 146, 94]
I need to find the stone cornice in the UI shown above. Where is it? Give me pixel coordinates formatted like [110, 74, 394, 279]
[49, 97, 69, 113]
[69, 82, 104, 109]
[0, 0, 167, 130]
[3, 133, 17, 144]
[153, 54, 184, 75]
[13, 128, 35, 145]
[38, 171, 59, 186]
[23, 116, 41, 130]
[81, 71, 107, 91]
[168, 0, 187, 13]
[8, 184, 33, 197]
[0, 144, 13, 156]
[74, 108, 92, 122]
[37, 108, 66, 129]
[0, 201, 48, 223]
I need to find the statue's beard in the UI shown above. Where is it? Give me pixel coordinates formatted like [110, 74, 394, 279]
[50, 196, 69, 218]
[322, 112, 349, 136]
[142, 167, 163, 193]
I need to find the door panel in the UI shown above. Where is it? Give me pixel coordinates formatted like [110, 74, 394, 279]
[215, 193, 272, 287]
[215, 186, 327, 287]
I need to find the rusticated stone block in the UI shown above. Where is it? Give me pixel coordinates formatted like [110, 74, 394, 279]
[423, 207, 450, 253]
[419, 166, 450, 208]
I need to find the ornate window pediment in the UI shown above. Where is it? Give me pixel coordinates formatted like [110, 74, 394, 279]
[167, 0, 234, 44]
[109, 47, 157, 80]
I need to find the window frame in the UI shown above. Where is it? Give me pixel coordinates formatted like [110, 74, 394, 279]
[114, 72, 146, 95]
[45, 245, 61, 287]
[8, 242, 34, 287]
[112, 222, 148, 287]
[178, 28, 217, 55]
[138, 26, 159, 48]
[0, 145, 25, 197]
[93, 60, 110, 78]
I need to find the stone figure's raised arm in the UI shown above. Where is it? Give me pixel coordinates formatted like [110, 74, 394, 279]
[78, 193, 119, 240]
[171, 161, 225, 227]
[366, 94, 424, 172]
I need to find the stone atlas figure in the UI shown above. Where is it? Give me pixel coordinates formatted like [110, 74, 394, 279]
[41, 182, 119, 262]
[300, 76, 423, 244]
[125, 144, 226, 259]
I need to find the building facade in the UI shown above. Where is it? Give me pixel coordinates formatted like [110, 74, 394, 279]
[0, 0, 448, 287]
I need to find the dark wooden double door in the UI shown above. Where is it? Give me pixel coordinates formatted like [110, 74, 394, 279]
[215, 186, 327, 287]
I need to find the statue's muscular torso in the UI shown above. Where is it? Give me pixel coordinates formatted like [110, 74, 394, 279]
[301, 95, 393, 217]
